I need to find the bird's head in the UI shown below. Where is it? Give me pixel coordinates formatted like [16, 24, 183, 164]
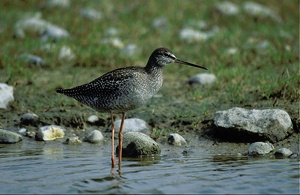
[148, 47, 207, 70]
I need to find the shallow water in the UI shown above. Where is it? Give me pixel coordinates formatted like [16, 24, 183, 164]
[0, 139, 299, 194]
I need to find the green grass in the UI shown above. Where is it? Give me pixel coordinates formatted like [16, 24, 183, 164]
[0, 0, 299, 132]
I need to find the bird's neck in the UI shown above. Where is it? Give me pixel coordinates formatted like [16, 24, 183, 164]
[145, 59, 163, 75]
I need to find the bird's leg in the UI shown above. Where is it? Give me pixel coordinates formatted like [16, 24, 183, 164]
[118, 112, 125, 163]
[111, 112, 116, 169]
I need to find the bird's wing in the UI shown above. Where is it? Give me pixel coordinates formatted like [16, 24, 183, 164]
[57, 67, 144, 97]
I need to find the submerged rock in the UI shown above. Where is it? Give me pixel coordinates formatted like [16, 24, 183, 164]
[83, 130, 104, 143]
[0, 129, 23, 144]
[168, 133, 187, 146]
[0, 83, 14, 109]
[117, 132, 161, 157]
[214, 107, 293, 142]
[110, 118, 149, 134]
[188, 73, 216, 85]
[64, 136, 82, 144]
[274, 148, 293, 158]
[36, 125, 65, 141]
[248, 142, 274, 155]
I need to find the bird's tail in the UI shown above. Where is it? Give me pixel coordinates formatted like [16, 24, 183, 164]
[55, 88, 76, 97]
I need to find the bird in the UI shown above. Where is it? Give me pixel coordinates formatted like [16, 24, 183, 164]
[55, 47, 207, 169]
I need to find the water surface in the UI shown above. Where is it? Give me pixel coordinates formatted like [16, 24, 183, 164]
[0, 140, 299, 194]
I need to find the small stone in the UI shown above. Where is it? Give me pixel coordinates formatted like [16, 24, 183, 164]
[79, 8, 102, 20]
[243, 1, 282, 22]
[179, 28, 209, 43]
[45, 0, 70, 8]
[275, 148, 293, 158]
[0, 83, 14, 109]
[87, 115, 99, 123]
[36, 125, 65, 141]
[215, 1, 239, 16]
[168, 133, 187, 146]
[152, 18, 169, 29]
[20, 113, 39, 125]
[117, 132, 161, 157]
[0, 129, 23, 144]
[41, 23, 69, 41]
[110, 118, 149, 134]
[64, 136, 82, 144]
[19, 128, 27, 135]
[83, 130, 104, 143]
[102, 37, 124, 49]
[58, 46, 75, 62]
[248, 142, 274, 156]
[20, 53, 46, 66]
[120, 44, 138, 57]
[188, 73, 216, 85]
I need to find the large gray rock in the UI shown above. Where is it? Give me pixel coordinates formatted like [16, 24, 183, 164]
[248, 142, 274, 155]
[0, 83, 14, 109]
[214, 107, 293, 142]
[117, 132, 161, 157]
[110, 118, 149, 134]
[0, 129, 22, 143]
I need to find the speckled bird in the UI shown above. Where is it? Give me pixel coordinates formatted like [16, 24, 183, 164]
[56, 47, 207, 169]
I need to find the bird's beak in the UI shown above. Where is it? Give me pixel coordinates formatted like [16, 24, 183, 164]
[175, 58, 207, 70]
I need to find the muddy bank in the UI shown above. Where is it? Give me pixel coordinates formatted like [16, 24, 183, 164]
[1, 89, 299, 157]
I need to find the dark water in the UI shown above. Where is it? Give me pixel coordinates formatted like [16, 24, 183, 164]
[0, 140, 299, 194]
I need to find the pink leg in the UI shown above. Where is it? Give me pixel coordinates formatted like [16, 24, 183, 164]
[111, 112, 116, 168]
[118, 112, 126, 163]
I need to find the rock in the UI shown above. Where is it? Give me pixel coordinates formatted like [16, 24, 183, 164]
[20, 113, 39, 125]
[188, 73, 216, 85]
[120, 44, 138, 57]
[168, 133, 187, 146]
[215, 1, 239, 16]
[117, 132, 161, 157]
[15, 13, 69, 40]
[179, 27, 219, 43]
[0, 129, 22, 143]
[214, 107, 293, 142]
[87, 115, 105, 126]
[83, 130, 104, 143]
[20, 53, 46, 66]
[87, 115, 99, 123]
[102, 37, 124, 49]
[41, 23, 69, 41]
[248, 142, 274, 155]
[45, 0, 70, 8]
[58, 46, 75, 62]
[110, 118, 149, 134]
[36, 125, 65, 141]
[64, 136, 82, 144]
[0, 83, 14, 109]
[275, 148, 293, 158]
[79, 8, 102, 20]
[243, 1, 282, 22]
[18, 128, 27, 135]
[179, 28, 209, 43]
[152, 17, 169, 29]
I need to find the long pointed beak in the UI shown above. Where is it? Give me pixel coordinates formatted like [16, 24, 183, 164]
[175, 58, 207, 70]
